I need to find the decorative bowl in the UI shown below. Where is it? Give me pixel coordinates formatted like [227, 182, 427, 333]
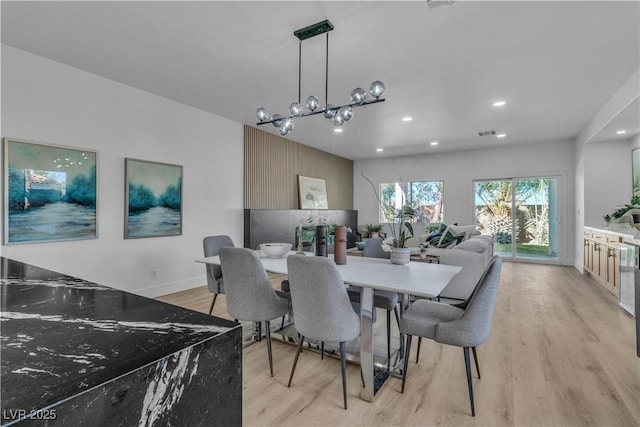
[259, 243, 292, 258]
[355, 241, 366, 251]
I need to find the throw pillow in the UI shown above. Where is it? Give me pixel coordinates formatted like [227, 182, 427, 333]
[436, 229, 466, 247]
[455, 239, 488, 253]
[447, 224, 477, 241]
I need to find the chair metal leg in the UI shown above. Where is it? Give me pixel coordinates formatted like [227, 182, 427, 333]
[464, 347, 476, 417]
[393, 306, 402, 355]
[208, 294, 218, 315]
[401, 335, 412, 393]
[386, 310, 391, 370]
[416, 337, 422, 363]
[287, 335, 305, 387]
[257, 321, 262, 342]
[265, 321, 274, 377]
[321, 341, 325, 360]
[280, 315, 286, 330]
[339, 341, 348, 410]
[472, 347, 481, 379]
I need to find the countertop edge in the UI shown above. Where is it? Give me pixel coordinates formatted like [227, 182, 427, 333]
[584, 225, 640, 244]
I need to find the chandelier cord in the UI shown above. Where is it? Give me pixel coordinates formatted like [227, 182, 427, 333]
[325, 32, 329, 109]
[298, 40, 302, 105]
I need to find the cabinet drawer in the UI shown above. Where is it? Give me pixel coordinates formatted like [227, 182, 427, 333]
[606, 235, 621, 244]
[590, 231, 620, 244]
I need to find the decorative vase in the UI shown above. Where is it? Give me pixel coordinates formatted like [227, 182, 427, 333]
[390, 247, 410, 265]
[334, 225, 347, 265]
[315, 225, 328, 257]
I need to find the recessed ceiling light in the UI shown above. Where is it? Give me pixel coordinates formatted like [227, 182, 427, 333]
[496, 133, 506, 138]
[493, 101, 506, 107]
[334, 128, 343, 133]
[430, 141, 438, 146]
[617, 130, 627, 135]
[402, 117, 413, 122]
[376, 148, 384, 152]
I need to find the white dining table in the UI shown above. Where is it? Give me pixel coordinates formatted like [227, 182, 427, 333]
[196, 252, 462, 402]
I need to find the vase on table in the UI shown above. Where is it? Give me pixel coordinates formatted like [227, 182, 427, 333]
[334, 225, 347, 265]
[390, 247, 410, 265]
[315, 225, 328, 257]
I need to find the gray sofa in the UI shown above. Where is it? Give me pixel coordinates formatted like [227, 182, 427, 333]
[424, 235, 494, 301]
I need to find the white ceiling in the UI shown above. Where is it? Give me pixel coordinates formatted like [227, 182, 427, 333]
[2, 1, 639, 160]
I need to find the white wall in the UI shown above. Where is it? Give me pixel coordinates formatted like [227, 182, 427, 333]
[584, 140, 632, 227]
[354, 140, 576, 265]
[574, 137, 586, 271]
[1, 46, 244, 297]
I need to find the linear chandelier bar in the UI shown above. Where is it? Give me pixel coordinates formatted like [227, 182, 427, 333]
[256, 99, 386, 126]
[255, 19, 386, 136]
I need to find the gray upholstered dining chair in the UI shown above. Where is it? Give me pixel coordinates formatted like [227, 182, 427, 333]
[203, 235, 235, 315]
[399, 255, 502, 416]
[219, 247, 289, 377]
[286, 255, 361, 409]
[346, 237, 400, 368]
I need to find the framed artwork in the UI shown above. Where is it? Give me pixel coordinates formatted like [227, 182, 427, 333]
[298, 175, 328, 209]
[3, 138, 98, 244]
[125, 158, 182, 239]
[633, 148, 640, 196]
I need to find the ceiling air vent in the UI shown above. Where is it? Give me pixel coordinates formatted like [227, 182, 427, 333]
[427, 0, 454, 8]
[478, 130, 497, 137]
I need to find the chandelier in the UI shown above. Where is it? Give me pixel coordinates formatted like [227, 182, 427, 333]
[256, 20, 386, 136]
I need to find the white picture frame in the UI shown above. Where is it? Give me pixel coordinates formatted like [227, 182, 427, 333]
[298, 175, 328, 209]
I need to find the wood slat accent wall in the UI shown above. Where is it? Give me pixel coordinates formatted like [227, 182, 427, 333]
[244, 126, 353, 209]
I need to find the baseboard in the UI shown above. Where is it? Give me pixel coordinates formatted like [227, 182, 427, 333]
[135, 276, 205, 298]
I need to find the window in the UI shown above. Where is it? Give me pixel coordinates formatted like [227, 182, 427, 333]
[379, 181, 444, 224]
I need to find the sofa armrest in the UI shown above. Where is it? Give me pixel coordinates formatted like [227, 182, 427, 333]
[425, 247, 488, 300]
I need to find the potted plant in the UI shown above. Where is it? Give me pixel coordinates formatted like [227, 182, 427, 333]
[610, 195, 640, 222]
[362, 173, 416, 264]
[366, 223, 383, 238]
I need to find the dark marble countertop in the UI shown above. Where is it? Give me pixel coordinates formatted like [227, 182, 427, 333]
[0, 257, 240, 424]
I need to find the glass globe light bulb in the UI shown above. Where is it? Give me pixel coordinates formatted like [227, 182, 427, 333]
[272, 113, 283, 128]
[307, 96, 320, 112]
[370, 80, 386, 99]
[339, 106, 354, 122]
[282, 117, 294, 132]
[350, 88, 366, 105]
[256, 107, 269, 122]
[324, 104, 337, 119]
[289, 102, 303, 117]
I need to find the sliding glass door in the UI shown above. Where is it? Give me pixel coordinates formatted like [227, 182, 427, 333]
[474, 177, 558, 261]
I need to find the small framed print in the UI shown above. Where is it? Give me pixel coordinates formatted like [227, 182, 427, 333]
[125, 158, 182, 239]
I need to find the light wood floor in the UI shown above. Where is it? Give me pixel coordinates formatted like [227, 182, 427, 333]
[156, 263, 640, 426]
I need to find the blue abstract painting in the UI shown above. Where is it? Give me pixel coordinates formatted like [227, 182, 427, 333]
[125, 158, 182, 239]
[3, 138, 97, 244]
